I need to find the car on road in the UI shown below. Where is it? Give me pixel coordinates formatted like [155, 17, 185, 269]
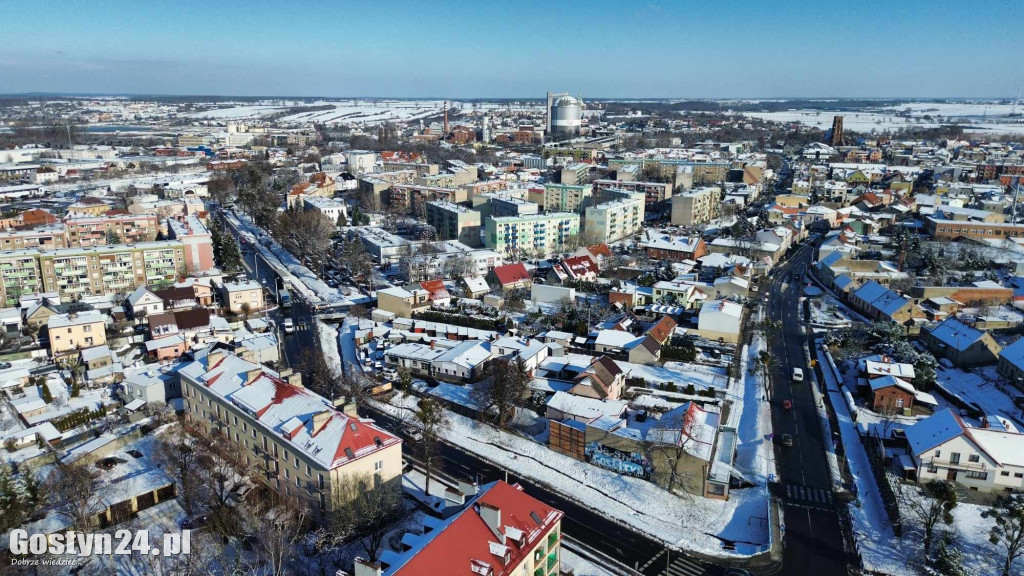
[791, 367, 804, 382]
[783, 399, 792, 410]
[0, 362, 10, 369]
[402, 458, 414, 473]
[402, 426, 424, 442]
[780, 433, 794, 447]
[283, 318, 295, 333]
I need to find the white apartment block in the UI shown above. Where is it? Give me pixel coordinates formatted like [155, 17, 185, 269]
[584, 191, 645, 243]
[485, 213, 581, 258]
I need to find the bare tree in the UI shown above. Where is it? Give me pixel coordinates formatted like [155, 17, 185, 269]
[153, 422, 206, 518]
[239, 490, 310, 576]
[641, 406, 700, 497]
[46, 459, 105, 530]
[300, 347, 341, 400]
[331, 473, 408, 562]
[899, 480, 958, 556]
[982, 493, 1024, 576]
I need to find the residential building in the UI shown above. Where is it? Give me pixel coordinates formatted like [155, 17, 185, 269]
[354, 480, 562, 576]
[179, 350, 403, 516]
[484, 213, 580, 258]
[425, 201, 482, 247]
[166, 215, 215, 273]
[37, 241, 186, 298]
[377, 286, 429, 318]
[903, 408, 1024, 492]
[671, 187, 722, 226]
[490, 197, 540, 218]
[999, 337, 1024, 392]
[593, 179, 672, 204]
[126, 286, 164, 318]
[303, 196, 349, 224]
[697, 299, 743, 343]
[47, 312, 107, 359]
[848, 281, 918, 329]
[920, 317, 1001, 367]
[0, 251, 43, 306]
[639, 232, 708, 261]
[0, 226, 68, 251]
[584, 192, 645, 243]
[531, 184, 592, 213]
[221, 280, 265, 314]
[64, 214, 159, 246]
[486, 262, 532, 291]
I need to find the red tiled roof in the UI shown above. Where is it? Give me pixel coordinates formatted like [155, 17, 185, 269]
[647, 316, 677, 345]
[560, 255, 598, 279]
[586, 243, 612, 257]
[392, 481, 562, 576]
[419, 279, 450, 301]
[491, 263, 530, 286]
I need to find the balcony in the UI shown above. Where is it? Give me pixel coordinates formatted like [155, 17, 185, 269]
[546, 552, 557, 572]
[925, 457, 987, 472]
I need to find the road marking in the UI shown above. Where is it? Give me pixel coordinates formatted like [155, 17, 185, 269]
[659, 554, 706, 576]
[640, 549, 665, 571]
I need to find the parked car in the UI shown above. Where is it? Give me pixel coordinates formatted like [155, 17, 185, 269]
[791, 367, 804, 383]
[402, 426, 424, 442]
[780, 434, 794, 447]
[0, 362, 11, 369]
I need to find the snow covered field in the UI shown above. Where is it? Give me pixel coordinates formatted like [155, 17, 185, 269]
[741, 102, 1024, 135]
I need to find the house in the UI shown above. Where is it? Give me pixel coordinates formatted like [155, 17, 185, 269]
[848, 281, 918, 330]
[430, 340, 493, 381]
[491, 337, 550, 374]
[902, 408, 1024, 492]
[145, 334, 187, 361]
[153, 287, 198, 311]
[697, 299, 743, 343]
[221, 280, 265, 315]
[417, 280, 451, 308]
[357, 480, 562, 576]
[626, 335, 662, 365]
[868, 375, 936, 416]
[46, 312, 107, 360]
[593, 330, 641, 354]
[487, 262, 532, 291]
[462, 275, 491, 299]
[126, 286, 164, 318]
[568, 356, 626, 400]
[920, 317, 1001, 367]
[119, 369, 178, 406]
[646, 316, 677, 346]
[377, 286, 429, 319]
[551, 255, 599, 283]
[639, 232, 708, 262]
[545, 391, 627, 424]
[997, 336, 1024, 392]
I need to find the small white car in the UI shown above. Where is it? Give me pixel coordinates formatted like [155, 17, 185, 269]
[283, 318, 295, 333]
[791, 367, 804, 382]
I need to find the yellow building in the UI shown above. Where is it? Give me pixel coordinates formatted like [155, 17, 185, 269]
[47, 312, 107, 359]
[179, 350, 403, 517]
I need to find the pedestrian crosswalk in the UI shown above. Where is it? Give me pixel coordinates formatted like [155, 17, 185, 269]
[783, 483, 833, 509]
[657, 554, 708, 576]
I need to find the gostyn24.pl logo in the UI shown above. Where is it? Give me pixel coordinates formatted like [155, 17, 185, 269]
[9, 529, 191, 560]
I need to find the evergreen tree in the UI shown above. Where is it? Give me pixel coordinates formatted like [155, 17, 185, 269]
[39, 381, 52, 404]
[220, 233, 242, 271]
[929, 538, 966, 576]
[337, 211, 348, 227]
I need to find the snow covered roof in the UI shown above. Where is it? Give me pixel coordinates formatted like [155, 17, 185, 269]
[463, 275, 489, 294]
[594, 329, 641, 349]
[999, 336, 1024, 371]
[868, 375, 916, 394]
[181, 352, 400, 470]
[434, 340, 492, 370]
[547, 391, 627, 421]
[926, 317, 986, 351]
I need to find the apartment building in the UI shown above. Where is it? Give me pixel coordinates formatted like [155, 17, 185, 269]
[303, 196, 349, 224]
[166, 215, 215, 273]
[425, 201, 482, 247]
[64, 214, 159, 246]
[179, 350, 403, 516]
[924, 216, 1024, 240]
[560, 162, 590, 185]
[388, 184, 465, 215]
[490, 197, 540, 218]
[530, 184, 592, 213]
[0, 252, 44, 306]
[354, 480, 563, 576]
[593, 179, 672, 204]
[485, 213, 581, 258]
[584, 192, 645, 243]
[0, 241, 188, 301]
[671, 186, 722, 226]
[47, 312, 107, 359]
[0, 226, 68, 252]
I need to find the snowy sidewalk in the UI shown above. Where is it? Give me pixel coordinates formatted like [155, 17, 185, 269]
[731, 334, 777, 483]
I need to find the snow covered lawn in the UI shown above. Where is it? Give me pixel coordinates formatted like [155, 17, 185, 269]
[374, 393, 770, 558]
[934, 365, 1024, 429]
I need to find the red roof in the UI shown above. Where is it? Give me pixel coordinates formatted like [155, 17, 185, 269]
[392, 481, 562, 576]
[586, 243, 612, 258]
[560, 255, 598, 279]
[491, 263, 530, 287]
[419, 279, 450, 301]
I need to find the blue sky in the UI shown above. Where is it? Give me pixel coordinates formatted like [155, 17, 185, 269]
[1, 0, 1021, 98]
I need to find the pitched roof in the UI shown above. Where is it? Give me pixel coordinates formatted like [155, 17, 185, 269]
[386, 481, 562, 576]
[927, 317, 985, 351]
[419, 279, 450, 301]
[905, 408, 966, 456]
[646, 316, 677, 345]
[173, 308, 211, 331]
[560, 255, 598, 279]
[999, 336, 1024, 370]
[490, 263, 530, 286]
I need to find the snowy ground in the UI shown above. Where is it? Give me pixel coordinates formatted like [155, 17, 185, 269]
[816, 343, 1023, 576]
[740, 105, 1024, 135]
[615, 360, 730, 391]
[375, 392, 770, 558]
[731, 335, 778, 484]
[933, 365, 1024, 430]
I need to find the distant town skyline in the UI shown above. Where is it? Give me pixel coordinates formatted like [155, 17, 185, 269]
[1, 0, 1022, 99]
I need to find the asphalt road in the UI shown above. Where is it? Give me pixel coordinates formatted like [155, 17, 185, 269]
[763, 240, 849, 576]
[362, 404, 724, 576]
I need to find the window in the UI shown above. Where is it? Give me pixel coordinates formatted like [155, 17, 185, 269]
[1001, 471, 1010, 477]
[927, 466, 938, 474]
[966, 471, 987, 480]
[374, 460, 383, 471]
[950, 452, 961, 465]
[934, 450, 941, 458]
[306, 465, 311, 477]
[1015, 473, 1023, 478]
[969, 455, 980, 463]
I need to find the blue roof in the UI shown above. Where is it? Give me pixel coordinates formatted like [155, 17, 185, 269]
[834, 274, 854, 290]
[928, 317, 984, 351]
[854, 280, 909, 316]
[1000, 336, 1024, 370]
[904, 408, 965, 457]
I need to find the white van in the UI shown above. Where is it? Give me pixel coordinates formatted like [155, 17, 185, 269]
[791, 367, 804, 382]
